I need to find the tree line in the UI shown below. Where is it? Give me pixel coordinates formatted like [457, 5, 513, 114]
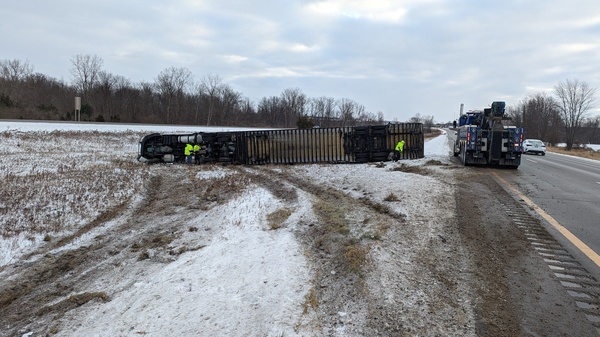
[2, 56, 598, 148]
[0, 55, 384, 128]
[505, 79, 599, 150]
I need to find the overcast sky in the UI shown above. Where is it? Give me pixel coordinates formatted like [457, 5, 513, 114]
[3, 0, 600, 123]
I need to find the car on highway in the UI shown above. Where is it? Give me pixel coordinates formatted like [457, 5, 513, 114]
[523, 139, 546, 155]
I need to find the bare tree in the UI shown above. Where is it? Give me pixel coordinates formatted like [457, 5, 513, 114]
[70, 54, 103, 96]
[520, 92, 559, 141]
[94, 71, 131, 120]
[257, 96, 283, 127]
[155, 67, 193, 124]
[337, 98, 362, 127]
[308, 96, 336, 127]
[237, 97, 256, 125]
[137, 81, 160, 123]
[408, 113, 422, 124]
[591, 115, 600, 143]
[581, 115, 600, 144]
[555, 79, 597, 149]
[280, 88, 306, 128]
[0, 59, 34, 81]
[422, 115, 435, 132]
[218, 84, 241, 125]
[200, 74, 223, 126]
[0, 59, 34, 106]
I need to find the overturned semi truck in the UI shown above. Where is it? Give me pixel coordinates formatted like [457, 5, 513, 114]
[138, 124, 424, 165]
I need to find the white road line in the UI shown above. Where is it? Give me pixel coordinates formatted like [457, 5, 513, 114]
[526, 159, 538, 163]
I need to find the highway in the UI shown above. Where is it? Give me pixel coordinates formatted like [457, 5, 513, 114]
[445, 129, 600, 277]
[493, 151, 600, 278]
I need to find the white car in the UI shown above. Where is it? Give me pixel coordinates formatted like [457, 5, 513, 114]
[523, 139, 546, 155]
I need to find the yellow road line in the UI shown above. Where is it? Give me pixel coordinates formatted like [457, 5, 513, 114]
[492, 172, 600, 268]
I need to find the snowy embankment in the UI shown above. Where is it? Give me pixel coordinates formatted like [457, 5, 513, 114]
[1, 121, 457, 337]
[0, 120, 267, 266]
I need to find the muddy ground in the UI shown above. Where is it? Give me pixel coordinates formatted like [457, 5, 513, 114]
[1, 144, 599, 336]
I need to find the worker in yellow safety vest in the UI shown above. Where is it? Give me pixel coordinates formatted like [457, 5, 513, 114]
[389, 140, 405, 162]
[395, 140, 405, 153]
[184, 143, 194, 163]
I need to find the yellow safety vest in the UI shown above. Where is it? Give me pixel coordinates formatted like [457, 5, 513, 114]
[395, 141, 405, 152]
[184, 144, 193, 156]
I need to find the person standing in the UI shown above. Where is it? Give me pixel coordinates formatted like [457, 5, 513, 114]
[184, 143, 194, 163]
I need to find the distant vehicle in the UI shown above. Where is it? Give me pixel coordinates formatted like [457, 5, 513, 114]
[523, 139, 546, 155]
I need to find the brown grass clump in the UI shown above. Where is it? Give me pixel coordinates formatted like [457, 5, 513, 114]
[313, 200, 349, 235]
[391, 164, 430, 175]
[302, 288, 319, 314]
[359, 197, 398, 217]
[547, 146, 600, 160]
[130, 232, 176, 261]
[195, 173, 251, 210]
[424, 159, 448, 166]
[34, 291, 111, 319]
[267, 208, 293, 230]
[67, 291, 110, 306]
[383, 192, 399, 202]
[360, 231, 382, 241]
[343, 243, 368, 274]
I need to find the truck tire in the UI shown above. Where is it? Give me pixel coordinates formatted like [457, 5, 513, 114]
[460, 144, 468, 166]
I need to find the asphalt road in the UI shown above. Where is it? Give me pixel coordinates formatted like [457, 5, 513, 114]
[445, 129, 600, 278]
[495, 151, 600, 278]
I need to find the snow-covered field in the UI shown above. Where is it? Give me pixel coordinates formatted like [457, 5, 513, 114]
[1, 121, 465, 337]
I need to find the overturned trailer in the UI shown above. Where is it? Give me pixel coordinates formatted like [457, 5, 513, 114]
[138, 124, 424, 165]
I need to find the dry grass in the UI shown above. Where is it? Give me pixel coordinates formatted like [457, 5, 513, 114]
[390, 163, 430, 175]
[308, 189, 378, 278]
[424, 128, 443, 140]
[343, 243, 368, 274]
[313, 199, 349, 235]
[547, 146, 600, 160]
[33, 291, 110, 322]
[0, 130, 146, 238]
[302, 287, 319, 314]
[383, 192, 399, 202]
[194, 172, 251, 210]
[267, 208, 293, 230]
[67, 291, 110, 305]
[0, 165, 142, 237]
[424, 159, 448, 166]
